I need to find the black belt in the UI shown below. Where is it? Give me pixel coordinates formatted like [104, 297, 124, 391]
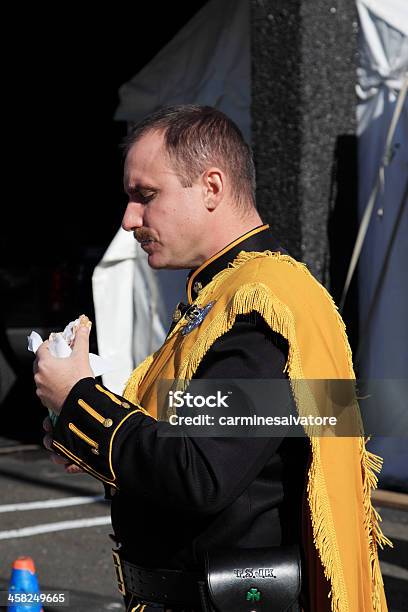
[112, 550, 203, 607]
[112, 546, 302, 611]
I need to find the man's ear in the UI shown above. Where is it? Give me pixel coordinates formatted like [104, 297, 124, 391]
[202, 168, 224, 210]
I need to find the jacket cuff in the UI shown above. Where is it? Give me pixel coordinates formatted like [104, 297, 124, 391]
[52, 377, 147, 488]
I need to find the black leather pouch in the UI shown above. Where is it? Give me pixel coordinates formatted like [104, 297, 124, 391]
[202, 546, 301, 612]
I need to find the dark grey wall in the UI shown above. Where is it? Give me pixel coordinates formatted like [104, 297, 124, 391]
[251, 0, 358, 284]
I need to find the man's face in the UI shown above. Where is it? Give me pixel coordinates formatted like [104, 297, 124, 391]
[122, 130, 208, 269]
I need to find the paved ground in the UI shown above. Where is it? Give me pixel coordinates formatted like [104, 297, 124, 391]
[0, 443, 123, 611]
[0, 441, 407, 611]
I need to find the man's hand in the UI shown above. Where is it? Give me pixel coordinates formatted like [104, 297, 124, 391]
[43, 416, 83, 474]
[34, 321, 94, 415]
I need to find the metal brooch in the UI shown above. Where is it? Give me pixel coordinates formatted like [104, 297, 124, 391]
[172, 307, 182, 323]
[181, 301, 215, 336]
[193, 281, 203, 294]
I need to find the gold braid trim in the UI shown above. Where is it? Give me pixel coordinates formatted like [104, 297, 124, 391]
[178, 250, 392, 612]
[123, 353, 155, 405]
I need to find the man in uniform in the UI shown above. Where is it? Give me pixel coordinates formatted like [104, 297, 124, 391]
[35, 105, 390, 611]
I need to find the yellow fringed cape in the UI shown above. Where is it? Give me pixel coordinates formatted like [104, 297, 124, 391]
[123, 251, 392, 612]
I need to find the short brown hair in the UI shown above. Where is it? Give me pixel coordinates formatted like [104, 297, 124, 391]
[124, 105, 256, 210]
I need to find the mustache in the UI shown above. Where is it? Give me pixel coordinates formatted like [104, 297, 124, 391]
[134, 228, 159, 243]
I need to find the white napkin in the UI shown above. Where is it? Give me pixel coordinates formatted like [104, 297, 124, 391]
[28, 318, 112, 377]
[28, 318, 113, 427]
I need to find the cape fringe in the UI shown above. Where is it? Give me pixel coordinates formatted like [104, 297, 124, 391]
[292, 253, 393, 612]
[287, 251, 393, 611]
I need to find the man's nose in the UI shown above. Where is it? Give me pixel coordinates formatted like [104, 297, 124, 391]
[121, 202, 144, 232]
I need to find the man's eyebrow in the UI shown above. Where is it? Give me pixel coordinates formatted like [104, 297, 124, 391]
[125, 182, 158, 194]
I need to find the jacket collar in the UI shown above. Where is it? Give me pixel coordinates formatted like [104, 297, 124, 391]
[186, 224, 284, 304]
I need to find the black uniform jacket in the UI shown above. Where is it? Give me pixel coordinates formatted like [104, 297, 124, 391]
[52, 225, 310, 571]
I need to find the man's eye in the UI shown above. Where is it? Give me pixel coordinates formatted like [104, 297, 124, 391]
[127, 189, 157, 204]
[140, 192, 155, 204]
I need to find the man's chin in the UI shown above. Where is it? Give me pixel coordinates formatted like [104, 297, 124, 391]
[147, 253, 188, 270]
[147, 254, 165, 269]
[147, 253, 172, 269]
